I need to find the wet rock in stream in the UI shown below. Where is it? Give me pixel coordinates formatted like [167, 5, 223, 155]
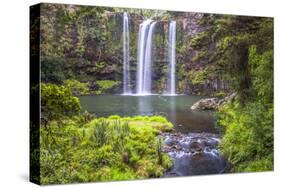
[160, 132, 227, 176]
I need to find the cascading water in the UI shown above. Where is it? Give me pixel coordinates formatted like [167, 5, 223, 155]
[123, 17, 176, 95]
[167, 21, 177, 95]
[162, 132, 227, 176]
[123, 12, 131, 94]
[143, 22, 157, 94]
[136, 20, 157, 95]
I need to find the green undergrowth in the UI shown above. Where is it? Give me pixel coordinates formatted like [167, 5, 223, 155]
[40, 115, 173, 184]
[217, 46, 273, 173]
[217, 101, 273, 173]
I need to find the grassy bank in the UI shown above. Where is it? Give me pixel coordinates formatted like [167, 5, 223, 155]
[40, 115, 173, 184]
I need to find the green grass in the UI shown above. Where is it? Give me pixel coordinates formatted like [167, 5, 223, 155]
[40, 115, 173, 184]
[103, 115, 173, 132]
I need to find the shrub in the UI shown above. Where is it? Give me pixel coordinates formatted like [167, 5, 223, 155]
[64, 79, 90, 96]
[218, 101, 273, 172]
[41, 56, 65, 84]
[41, 83, 81, 123]
[217, 47, 273, 172]
[40, 115, 173, 184]
[95, 80, 120, 94]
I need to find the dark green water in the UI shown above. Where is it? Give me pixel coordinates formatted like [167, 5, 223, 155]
[79, 95, 217, 134]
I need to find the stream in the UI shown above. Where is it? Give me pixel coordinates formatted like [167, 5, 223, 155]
[162, 132, 227, 176]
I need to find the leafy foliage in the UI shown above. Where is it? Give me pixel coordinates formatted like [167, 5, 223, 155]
[249, 46, 273, 104]
[41, 56, 66, 84]
[188, 68, 210, 84]
[41, 83, 81, 123]
[95, 80, 120, 94]
[190, 15, 273, 101]
[64, 79, 90, 96]
[40, 4, 121, 93]
[217, 46, 273, 172]
[40, 115, 173, 184]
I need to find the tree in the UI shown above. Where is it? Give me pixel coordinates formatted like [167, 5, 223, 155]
[189, 15, 273, 103]
[41, 83, 81, 124]
[63, 79, 90, 96]
[217, 45, 273, 172]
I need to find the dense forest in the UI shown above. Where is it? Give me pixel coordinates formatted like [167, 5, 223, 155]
[31, 3, 273, 184]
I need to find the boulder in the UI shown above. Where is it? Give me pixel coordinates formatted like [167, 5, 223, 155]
[165, 137, 178, 146]
[190, 98, 219, 111]
[190, 92, 237, 111]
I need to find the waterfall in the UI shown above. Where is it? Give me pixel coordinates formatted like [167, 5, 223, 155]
[122, 17, 177, 95]
[136, 20, 157, 95]
[123, 12, 131, 94]
[167, 21, 177, 95]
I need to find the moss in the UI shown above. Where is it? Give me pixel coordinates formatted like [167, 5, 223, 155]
[105, 115, 174, 132]
[214, 91, 227, 97]
[192, 51, 208, 62]
[107, 115, 121, 120]
[189, 31, 210, 49]
[187, 68, 208, 85]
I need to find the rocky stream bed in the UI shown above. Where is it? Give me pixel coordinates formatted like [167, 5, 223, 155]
[161, 132, 228, 176]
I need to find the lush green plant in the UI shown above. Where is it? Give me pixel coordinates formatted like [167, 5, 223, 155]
[64, 79, 90, 96]
[214, 91, 227, 97]
[187, 68, 210, 84]
[41, 83, 81, 123]
[217, 47, 273, 172]
[41, 56, 65, 84]
[218, 101, 273, 172]
[249, 46, 273, 104]
[95, 80, 120, 94]
[118, 115, 174, 132]
[156, 137, 163, 165]
[189, 15, 273, 100]
[40, 115, 173, 184]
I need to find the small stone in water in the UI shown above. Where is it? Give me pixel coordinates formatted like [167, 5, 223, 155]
[165, 138, 177, 146]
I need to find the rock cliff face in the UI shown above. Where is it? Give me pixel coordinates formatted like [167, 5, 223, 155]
[179, 12, 205, 37]
[176, 13, 229, 96]
[79, 11, 230, 95]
